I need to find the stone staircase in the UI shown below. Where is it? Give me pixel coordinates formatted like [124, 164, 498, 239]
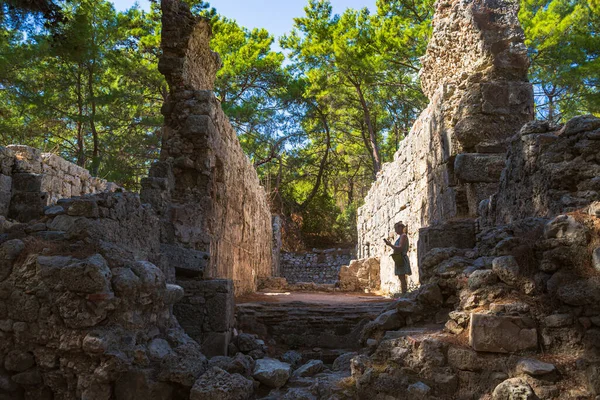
[236, 294, 391, 358]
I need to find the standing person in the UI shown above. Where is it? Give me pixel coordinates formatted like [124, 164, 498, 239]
[384, 221, 411, 294]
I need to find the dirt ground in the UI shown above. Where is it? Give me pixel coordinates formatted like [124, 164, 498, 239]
[236, 291, 394, 305]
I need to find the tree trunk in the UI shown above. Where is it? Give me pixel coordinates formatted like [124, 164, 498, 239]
[88, 65, 100, 175]
[300, 110, 331, 210]
[354, 82, 381, 176]
[76, 66, 85, 167]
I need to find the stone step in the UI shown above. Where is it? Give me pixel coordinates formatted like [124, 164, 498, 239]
[236, 297, 390, 350]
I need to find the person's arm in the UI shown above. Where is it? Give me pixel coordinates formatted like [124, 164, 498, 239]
[384, 237, 403, 251]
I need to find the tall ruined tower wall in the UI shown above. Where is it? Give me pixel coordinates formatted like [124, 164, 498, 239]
[141, 0, 273, 295]
[357, 0, 534, 293]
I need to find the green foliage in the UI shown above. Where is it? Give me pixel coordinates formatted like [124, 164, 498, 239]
[2, 0, 598, 248]
[0, 0, 165, 188]
[519, 0, 600, 122]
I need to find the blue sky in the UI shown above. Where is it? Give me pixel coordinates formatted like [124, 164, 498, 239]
[110, 0, 376, 39]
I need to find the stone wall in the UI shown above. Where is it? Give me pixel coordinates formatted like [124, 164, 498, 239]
[482, 116, 600, 226]
[0, 189, 210, 399]
[280, 248, 354, 284]
[0, 145, 117, 222]
[357, 0, 533, 293]
[174, 279, 235, 358]
[141, 0, 273, 295]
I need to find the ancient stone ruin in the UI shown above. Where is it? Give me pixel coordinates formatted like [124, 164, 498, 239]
[357, 0, 533, 292]
[141, 0, 274, 296]
[0, 0, 599, 398]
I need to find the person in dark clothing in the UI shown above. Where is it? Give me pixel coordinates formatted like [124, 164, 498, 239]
[384, 221, 411, 294]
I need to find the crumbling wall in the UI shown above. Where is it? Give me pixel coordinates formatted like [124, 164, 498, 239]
[357, 0, 533, 293]
[482, 116, 600, 226]
[0, 145, 117, 222]
[141, 0, 273, 295]
[338, 258, 381, 292]
[0, 190, 210, 399]
[280, 248, 354, 284]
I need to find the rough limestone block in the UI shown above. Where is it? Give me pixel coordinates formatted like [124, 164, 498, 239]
[417, 220, 476, 266]
[190, 366, 253, 400]
[9, 191, 47, 222]
[11, 173, 42, 193]
[252, 358, 291, 389]
[8, 145, 43, 173]
[454, 154, 506, 183]
[160, 243, 209, 278]
[469, 313, 537, 353]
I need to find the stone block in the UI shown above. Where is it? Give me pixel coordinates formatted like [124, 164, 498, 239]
[160, 244, 209, 278]
[9, 191, 47, 222]
[12, 173, 42, 192]
[454, 154, 506, 183]
[190, 366, 253, 400]
[469, 313, 537, 353]
[417, 220, 476, 268]
[7, 145, 43, 173]
[66, 198, 99, 218]
[173, 303, 204, 341]
[206, 293, 232, 332]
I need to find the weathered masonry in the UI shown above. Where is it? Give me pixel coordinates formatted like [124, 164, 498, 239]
[0, 145, 117, 222]
[357, 0, 534, 293]
[141, 0, 274, 295]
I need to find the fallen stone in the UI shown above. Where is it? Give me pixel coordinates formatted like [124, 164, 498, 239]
[468, 269, 499, 290]
[281, 350, 302, 369]
[408, 381, 431, 397]
[208, 354, 254, 377]
[332, 352, 357, 372]
[516, 359, 556, 376]
[469, 314, 537, 353]
[253, 358, 291, 388]
[235, 333, 262, 353]
[417, 283, 443, 306]
[492, 377, 536, 400]
[190, 367, 253, 400]
[372, 309, 404, 331]
[492, 256, 520, 286]
[292, 360, 324, 378]
[543, 215, 588, 244]
[395, 298, 423, 314]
